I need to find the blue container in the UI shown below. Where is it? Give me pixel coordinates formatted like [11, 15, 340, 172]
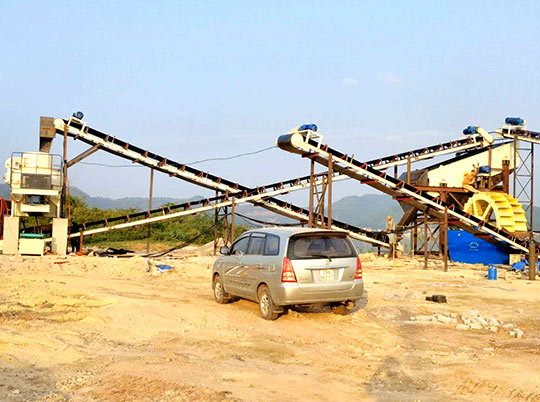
[447, 230, 509, 265]
[488, 265, 497, 280]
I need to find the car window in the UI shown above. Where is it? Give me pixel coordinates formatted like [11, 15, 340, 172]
[247, 234, 265, 255]
[264, 234, 280, 256]
[287, 233, 356, 259]
[230, 236, 250, 255]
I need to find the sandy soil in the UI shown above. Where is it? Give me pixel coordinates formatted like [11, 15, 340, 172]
[0, 249, 539, 402]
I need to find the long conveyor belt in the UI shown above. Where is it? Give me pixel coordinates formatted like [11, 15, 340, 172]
[62, 178, 387, 245]
[49, 117, 491, 247]
[52, 117, 388, 246]
[276, 129, 531, 253]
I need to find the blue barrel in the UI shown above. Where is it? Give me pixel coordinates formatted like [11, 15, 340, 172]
[488, 265, 498, 280]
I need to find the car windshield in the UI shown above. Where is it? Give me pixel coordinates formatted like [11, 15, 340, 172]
[287, 233, 356, 259]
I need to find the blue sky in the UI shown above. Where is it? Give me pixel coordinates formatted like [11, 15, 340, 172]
[1, 0, 539, 204]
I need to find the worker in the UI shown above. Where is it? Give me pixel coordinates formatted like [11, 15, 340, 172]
[386, 215, 397, 259]
[462, 170, 476, 186]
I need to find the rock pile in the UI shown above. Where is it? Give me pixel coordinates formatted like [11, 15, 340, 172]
[409, 309, 524, 338]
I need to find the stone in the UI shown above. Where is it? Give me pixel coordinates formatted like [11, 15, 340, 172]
[470, 323, 483, 330]
[450, 313, 458, 318]
[410, 316, 417, 321]
[517, 309, 524, 314]
[476, 317, 488, 326]
[437, 315, 453, 324]
[489, 326, 498, 332]
[487, 317, 499, 326]
[501, 323, 514, 330]
[450, 318, 458, 324]
[456, 324, 469, 330]
[514, 329, 524, 339]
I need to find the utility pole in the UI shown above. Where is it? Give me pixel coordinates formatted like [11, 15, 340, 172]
[146, 168, 154, 254]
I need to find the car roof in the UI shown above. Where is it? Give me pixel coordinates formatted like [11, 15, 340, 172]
[243, 226, 342, 237]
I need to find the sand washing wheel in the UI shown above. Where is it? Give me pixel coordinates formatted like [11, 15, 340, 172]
[463, 192, 528, 233]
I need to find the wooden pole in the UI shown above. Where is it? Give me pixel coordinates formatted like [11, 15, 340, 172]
[327, 158, 333, 228]
[424, 212, 428, 270]
[502, 160, 510, 194]
[62, 124, 68, 218]
[308, 159, 315, 228]
[213, 191, 218, 255]
[146, 168, 154, 254]
[529, 237, 536, 281]
[407, 157, 411, 185]
[230, 199, 236, 244]
[443, 207, 448, 272]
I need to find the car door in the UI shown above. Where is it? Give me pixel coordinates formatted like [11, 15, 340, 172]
[222, 235, 250, 295]
[259, 233, 281, 286]
[241, 233, 266, 300]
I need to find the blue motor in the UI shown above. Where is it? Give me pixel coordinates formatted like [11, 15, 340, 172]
[299, 124, 318, 132]
[463, 126, 478, 135]
[72, 111, 84, 120]
[478, 165, 491, 174]
[505, 117, 524, 126]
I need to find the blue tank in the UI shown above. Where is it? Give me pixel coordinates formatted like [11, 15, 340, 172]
[447, 230, 509, 265]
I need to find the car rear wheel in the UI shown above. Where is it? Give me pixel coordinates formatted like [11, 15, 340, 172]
[213, 275, 229, 304]
[258, 285, 279, 320]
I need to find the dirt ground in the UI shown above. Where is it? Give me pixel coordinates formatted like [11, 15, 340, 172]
[0, 248, 539, 402]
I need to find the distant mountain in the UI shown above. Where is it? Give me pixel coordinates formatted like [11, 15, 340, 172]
[332, 194, 402, 230]
[234, 194, 402, 230]
[69, 187, 203, 210]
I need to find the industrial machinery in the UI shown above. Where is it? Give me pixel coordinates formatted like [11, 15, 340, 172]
[27, 114, 497, 249]
[2, 152, 67, 255]
[276, 120, 539, 266]
[1, 113, 537, 272]
[4, 152, 63, 217]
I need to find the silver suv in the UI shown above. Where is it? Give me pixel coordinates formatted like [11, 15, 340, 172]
[212, 227, 364, 320]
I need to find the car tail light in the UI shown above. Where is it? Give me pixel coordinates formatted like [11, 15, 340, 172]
[355, 256, 363, 279]
[281, 257, 297, 283]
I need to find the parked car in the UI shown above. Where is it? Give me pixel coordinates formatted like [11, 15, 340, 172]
[212, 227, 363, 320]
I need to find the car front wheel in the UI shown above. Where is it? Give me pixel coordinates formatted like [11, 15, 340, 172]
[213, 275, 229, 304]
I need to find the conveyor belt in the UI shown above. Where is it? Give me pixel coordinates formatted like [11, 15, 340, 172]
[52, 118, 387, 246]
[276, 129, 530, 253]
[49, 117, 490, 247]
[497, 127, 540, 145]
[62, 185, 387, 245]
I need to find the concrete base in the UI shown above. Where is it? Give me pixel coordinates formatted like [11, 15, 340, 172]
[2, 216, 19, 255]
[19, 238, 45, 256]
[52, 218, 68, 256]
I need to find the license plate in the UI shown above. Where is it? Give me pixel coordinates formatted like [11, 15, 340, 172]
[319, 269, 335, 281]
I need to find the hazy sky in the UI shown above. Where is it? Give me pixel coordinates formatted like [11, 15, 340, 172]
[1, 1, 539, 205]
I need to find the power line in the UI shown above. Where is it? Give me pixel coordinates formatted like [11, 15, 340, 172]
[76, 145, 277, 168]
[187, 146, 277, 165]
[78, 162, 143, 168]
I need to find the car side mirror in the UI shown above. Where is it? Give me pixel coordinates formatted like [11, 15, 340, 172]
[219, 246, 230, 255]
